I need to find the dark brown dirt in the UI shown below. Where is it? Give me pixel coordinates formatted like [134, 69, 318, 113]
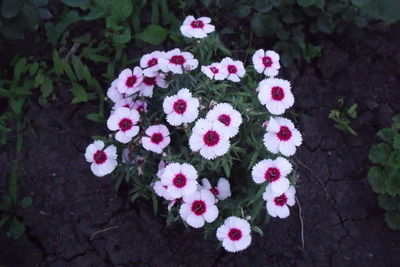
[1, 22, 400, 267]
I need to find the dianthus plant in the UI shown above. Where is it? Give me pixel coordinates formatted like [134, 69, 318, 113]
[85, 15, 302, 253]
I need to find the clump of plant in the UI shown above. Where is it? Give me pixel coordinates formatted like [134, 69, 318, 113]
[84, 15, 303, 252]
[0, 0, 52, 39]
[329, 98, 358, 136]
[368, 115, 400, 230]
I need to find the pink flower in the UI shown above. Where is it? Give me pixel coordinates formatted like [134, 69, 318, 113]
[180, 15, 215, 38]
[132, 99, 148, 113]
[220, 57, 245, 82]
[107, 107, 140, 143]
[252, 49, 280, 77]
[140, 51, 165, 76]
[138, 73, 167, 98]
[201, 63, 228, 80]
[116, 67, 143, 95]
[141, 125, 171, 154]
[159, 48, 198, 74]
[251, 157, 292, 194]
[263, 117, 302, 157]
[216, 216, 252, 253]
[179, 189, 219, 228]
[263, 185, 296, 219]
[85, 141, 117, 177]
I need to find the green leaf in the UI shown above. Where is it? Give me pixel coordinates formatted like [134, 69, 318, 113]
[10, 97, 25, 115]
[393, 134, 400, 150]
[392, 114, 400, 123]
[20, 197, 33, 208]
[86, 113, 104, 123]
[71, 84, 88, 103]
[385, 210, 400, 230]
[9, 218, 25, 239]
[45, 10, 80, 46]
[369, 143, 391, 164]
[14, 57, 27, 81]
[378, 194, 399, 211]
[71, 56, 85, 81]
[136, 25, 168, 45]
[62, 0, 89, 9]
[60, 59, 77, 82]
[111, 0, 133, 21]
[377, 128, 396, 143]
[297, 0, 317, 7]
[222, 160, 231, 178]
[367, 166, 386, 193]
[385, 170, 400, 196]
[1, 0, 23, 18]
[40, 79, 53, 98]
[151, 192, 158, 216]
[254, 0, 273, 13]
[113, 26, 131, 44]
[0, 216, 9, 228]
[352, 0, 400, 23]
[22, 3, 40, 31]
[252, 225, 264, 236]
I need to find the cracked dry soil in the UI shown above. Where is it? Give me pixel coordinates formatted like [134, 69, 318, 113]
[1, 23, 400, 266]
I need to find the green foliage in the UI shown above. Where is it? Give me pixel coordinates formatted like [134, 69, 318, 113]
[328, 98, 358, 136]
[0, 0, 52, 39]
[368, 115, 400, 230]
[351, 0, 400, 23]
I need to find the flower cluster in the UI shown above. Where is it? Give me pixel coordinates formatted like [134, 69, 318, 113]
[84, 15, 303, 253]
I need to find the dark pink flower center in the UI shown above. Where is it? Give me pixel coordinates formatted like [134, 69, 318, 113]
[262, 56, 272, 67]
[271, 86, 284, 101]
[151, 133, 164, 144]
[277, 126, 292, 141]
[123, 104, 130, 108]
[264, 167, 280, 182]
[143, 76, 156, 86]
[227, 65, 237, 74]
[136, 105, 145, 112]
[191, 20, 204, 29]
[274, 193, 288, 206]
[119, 118, 133, 132]
[203, 130, 220, 147]
[173, 99, 187, 114]
[126, 76, 137, 88]
[218, 114, 231, 126]
[173, 173, 187, 188]
[170, 55, 186, 65]
[93, 150, 107, 164]
[191, 200, 206, 215]
[228, 228, 242, 241]
[147, 58, 158, 67]
[210, 187, 219, 195]
[210, 66, 219, 74]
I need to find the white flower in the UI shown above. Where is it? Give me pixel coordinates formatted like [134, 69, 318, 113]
[132, 99, 148, 113]
[116, 67, 143, 95]
[107, 79, 124, 103]
[201, 63, 228, 80]
[121, 148, 132, 164]
[206, 103, 242, 138]
[160, 163, 198, 198]
[157, 160, 167, 179]
[153, 181, 175, 201]
[257, 78, 294, 115]
[220, 57, 245, 82]
[201, 178, 231, 201]
[138, 73, 167, 98]
[179, 189, 219, 228]
[180, 15, 215, 39]
[216, 216, 252, 253]
[107, 107, 140, 144]
[251, 157, 292, 194]
[140, 51, 165, 76]
[189, 119, 230, 160]
[263, 117, 302, 157]
[112, 97, 134, 111]
[159, 48, 198, 74]
[141, 124, 171, 154]
[163, 88, 199, 126]
[84, 141, 117, 177]
[263, 185, 296, 219]
[252, 49, 280, 77]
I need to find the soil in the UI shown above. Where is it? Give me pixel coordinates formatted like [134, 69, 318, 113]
[1, 22, 400, 266]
